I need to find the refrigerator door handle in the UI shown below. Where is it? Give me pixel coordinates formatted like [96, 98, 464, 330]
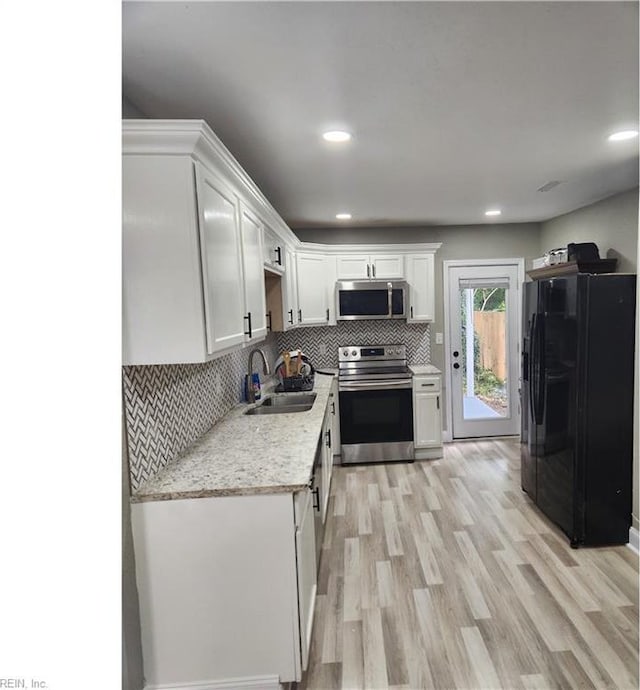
[535, 314, 545, 423]
[529, 313, 538, 424]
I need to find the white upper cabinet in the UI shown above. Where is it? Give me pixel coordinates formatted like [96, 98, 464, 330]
[296, 253, 330, 325]
[263, 225, 285, 273]
[284, 246, 299, 330]
[195, 163, 247, 354]
[406, 253, 435, 322]
[239, 204, 268, 342]
[123, 120, 287, 365]
[336, 254, 404, 280]
[123, 153, 248, 365]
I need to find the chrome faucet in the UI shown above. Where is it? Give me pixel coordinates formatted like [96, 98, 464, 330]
[247, 348, 270, 403]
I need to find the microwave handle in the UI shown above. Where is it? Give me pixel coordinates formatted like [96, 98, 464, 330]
[387, 282, 393, 317]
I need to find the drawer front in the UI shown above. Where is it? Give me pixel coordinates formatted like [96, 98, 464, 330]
[414, 375, 441, 393]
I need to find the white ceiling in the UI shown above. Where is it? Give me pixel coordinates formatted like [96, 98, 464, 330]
[122, 1, 639, 229]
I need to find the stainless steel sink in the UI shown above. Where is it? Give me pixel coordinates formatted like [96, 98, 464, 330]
[244, 392, 317, 415]
[261, 393, 317, 407]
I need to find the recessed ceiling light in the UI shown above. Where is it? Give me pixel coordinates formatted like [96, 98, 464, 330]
[323, 130, 352, 143]
[608, 130, 638, 142]
[336, 213, 352, 220]
[485, 209, 502, 217]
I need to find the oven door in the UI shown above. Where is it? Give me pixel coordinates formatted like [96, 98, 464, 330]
[339, 380, 414, 464]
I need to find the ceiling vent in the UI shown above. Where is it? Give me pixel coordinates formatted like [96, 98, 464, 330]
[537, 180, 563, 192]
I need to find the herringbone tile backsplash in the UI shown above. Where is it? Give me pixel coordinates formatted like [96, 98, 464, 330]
[123, 323, 430, 491]
[123, 335, 280, 492]
[277, 321, 431, 368]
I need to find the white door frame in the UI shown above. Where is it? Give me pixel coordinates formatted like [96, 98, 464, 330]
[442, 258, 525, 441]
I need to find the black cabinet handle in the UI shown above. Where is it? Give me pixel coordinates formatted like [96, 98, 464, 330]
[331, 401, 335, 415]
[288, 309, 294, 325]
[244, 312, 252, 338]
[411, 306, 414, 318]
[453, 351, 459, 358]
[453, 362, 460, 369]
[266, 311, 272, 332]
[437, 396, 440, 410]
[366, 264, 370, 278]
[312, 486, 320, 511]
[325, 429, 331, 449]
[298, 308, 302, 322]
[275, 246, 282, 266]
[326, 308, 330, 321]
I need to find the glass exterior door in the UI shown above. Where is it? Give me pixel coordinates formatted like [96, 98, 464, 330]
[448, 264, 521, 438]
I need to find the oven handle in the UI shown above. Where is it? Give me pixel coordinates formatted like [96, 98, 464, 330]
[387, 282, 393, 317]
[339, 379, 413, 391]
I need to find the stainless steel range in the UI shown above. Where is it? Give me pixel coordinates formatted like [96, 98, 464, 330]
[338, 344, 414, 464]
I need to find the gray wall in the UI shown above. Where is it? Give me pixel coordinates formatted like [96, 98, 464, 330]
[295, 223, 542, 433]
[123, 96, 146, 118]
[540, 187, 638, 273]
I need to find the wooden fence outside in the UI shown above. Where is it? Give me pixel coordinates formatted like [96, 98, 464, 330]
[474, 311, 506, 381]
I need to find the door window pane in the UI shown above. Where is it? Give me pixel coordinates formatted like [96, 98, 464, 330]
[460, 286, 509, 420]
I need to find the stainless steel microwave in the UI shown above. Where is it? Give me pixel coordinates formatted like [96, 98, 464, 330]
[336, 280, 409, 320]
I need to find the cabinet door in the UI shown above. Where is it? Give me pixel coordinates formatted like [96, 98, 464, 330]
[414, 392, 442, 447]
[406, 254, 435, 322]
[240, 206, 268, 342]
[371, 254, 404, 279]
[284, 247, 298, 330]
[321, 406, 333, 523]
[295, 490, 317, 673]
[195, 163, 246, 354]
[336, 255, 370, 279]
[330, 379, 341, 461]
[263, 226, 284, 272]
[296, 253, 329, 325]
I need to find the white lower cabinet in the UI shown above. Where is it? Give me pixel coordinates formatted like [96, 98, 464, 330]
[413, 374, 443, 459]
[132, 490, 316, 688]
[294, 489, 317, 673]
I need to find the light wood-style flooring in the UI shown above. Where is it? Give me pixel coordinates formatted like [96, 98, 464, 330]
[300, 439, 639, 690]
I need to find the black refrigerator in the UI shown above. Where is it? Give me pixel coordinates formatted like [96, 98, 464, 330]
[521, 273, 636, 547]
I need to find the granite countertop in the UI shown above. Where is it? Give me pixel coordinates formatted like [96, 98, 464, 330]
[132, 373, 335, 503]
[410, 364, 442, 375]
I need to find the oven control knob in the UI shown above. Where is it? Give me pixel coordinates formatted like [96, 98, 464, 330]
[396, 348, 402, 355]
[342, 349, 349, 356]
[351, 350, 357, 356]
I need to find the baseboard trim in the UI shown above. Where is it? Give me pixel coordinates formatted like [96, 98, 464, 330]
[442, 431, 452, 443]
[144, 675, 281, 690]
[628, 527, 639, 554]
